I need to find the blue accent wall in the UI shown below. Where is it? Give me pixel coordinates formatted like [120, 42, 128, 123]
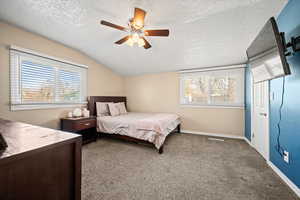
[245, 64, 252, 141]
[245, 0, 300, 188]
[270, 0, 300, 188]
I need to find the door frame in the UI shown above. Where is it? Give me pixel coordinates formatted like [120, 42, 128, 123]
[250, 77, 270, 161]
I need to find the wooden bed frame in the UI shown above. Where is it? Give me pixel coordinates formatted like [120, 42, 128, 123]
[87, 96, 181, 154]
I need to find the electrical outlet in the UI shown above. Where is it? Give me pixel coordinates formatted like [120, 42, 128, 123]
[283, 150, 289, 163]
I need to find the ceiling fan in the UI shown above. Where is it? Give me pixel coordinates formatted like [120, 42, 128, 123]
[100, 8, 169, 49]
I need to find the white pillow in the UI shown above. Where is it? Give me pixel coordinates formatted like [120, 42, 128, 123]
[117, 102, 127, 114]
[96, 102, 111, 117]
[108, 103, 120, 116]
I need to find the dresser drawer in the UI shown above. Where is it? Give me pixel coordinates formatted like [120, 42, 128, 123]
[73, 119, 96, 131]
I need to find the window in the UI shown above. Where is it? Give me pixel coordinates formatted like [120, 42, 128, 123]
[10, 46, 87, 111]
[180, 66, 245, 107]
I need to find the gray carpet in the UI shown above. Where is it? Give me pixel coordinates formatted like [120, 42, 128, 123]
[82, 133, 299, 200]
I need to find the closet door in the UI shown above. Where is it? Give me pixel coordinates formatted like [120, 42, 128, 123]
[252, 81, 269, 160]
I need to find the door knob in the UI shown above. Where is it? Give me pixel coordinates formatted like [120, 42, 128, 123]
[260, 113, 267, 117]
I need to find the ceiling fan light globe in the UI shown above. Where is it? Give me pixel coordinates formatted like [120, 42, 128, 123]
[132, 33, 139, 43]
[126, 37, 134, 46]
[138, 38, 145, 47]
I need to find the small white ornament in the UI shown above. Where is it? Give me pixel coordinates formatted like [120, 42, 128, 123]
[67, 112, 73, 118]
[83, 108, 90, 118]
[73, 108, 82, 117]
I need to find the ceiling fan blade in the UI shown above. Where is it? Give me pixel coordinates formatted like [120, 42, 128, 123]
[141, 37, 152, 49]
[133, 8, 146, 28]
[144, 29, 169, 37]
[100, 20, 127, 31]
[115, 36, 130, 45]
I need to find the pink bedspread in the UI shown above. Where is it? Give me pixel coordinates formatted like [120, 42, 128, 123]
[97, 112, 180, 149]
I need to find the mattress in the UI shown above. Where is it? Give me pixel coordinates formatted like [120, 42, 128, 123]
[97, 112, 180, 149]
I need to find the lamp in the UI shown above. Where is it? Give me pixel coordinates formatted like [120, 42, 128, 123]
[132, 33, 139, 43]
[126, 33, 146, 47]
[126, 37, 134, 46]
[138, 38, 145, 47]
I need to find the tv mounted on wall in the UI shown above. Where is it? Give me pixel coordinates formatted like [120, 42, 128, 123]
[246, 17, 291, 83]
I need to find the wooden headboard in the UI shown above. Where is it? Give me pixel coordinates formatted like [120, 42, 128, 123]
[87, 96, 127, 116]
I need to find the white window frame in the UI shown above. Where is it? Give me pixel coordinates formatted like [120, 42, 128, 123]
[10, 45, 88, 111]
[179, 65, 245, 109]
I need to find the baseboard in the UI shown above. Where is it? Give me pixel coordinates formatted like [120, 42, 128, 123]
[184, 129, 300, 197]
[244, 138, 300, 197]
[267, 161, 300, 198]
[244, 137, 253, 147]
[182, 129, 244, 140]
[183, 129, 300, 197]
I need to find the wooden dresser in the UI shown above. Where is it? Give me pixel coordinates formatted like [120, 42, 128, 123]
[0, 118, 82, 200]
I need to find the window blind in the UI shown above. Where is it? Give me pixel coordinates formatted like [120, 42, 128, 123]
[21, 61, 56, 103]
[180, 66, 245, 107]
[10, 46, 87, 110]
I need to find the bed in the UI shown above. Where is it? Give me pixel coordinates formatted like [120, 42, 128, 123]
[88, 96, 181, 154]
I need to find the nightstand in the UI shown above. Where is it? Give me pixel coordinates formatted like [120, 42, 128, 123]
[61, 116, 97, 144]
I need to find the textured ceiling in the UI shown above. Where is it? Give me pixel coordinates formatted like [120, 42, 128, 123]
[0, 0, 287, 75]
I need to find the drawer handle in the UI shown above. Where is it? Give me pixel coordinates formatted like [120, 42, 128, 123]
[84, 123, 90, 126]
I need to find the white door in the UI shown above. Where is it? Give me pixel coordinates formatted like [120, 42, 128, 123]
[252, 81, 269, 160]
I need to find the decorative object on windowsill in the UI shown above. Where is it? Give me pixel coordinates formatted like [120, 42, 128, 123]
[82, 108, 90, 118]
[0, 133, 8, 151]
[72, 108, 82, 118]
[67, 112, 73, 118]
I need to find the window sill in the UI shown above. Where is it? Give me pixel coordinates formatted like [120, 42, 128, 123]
[11, 103, 87, 111]
[180, 104, 245, 109]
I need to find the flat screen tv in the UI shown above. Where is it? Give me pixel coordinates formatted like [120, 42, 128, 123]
[246, 17, 291, 83]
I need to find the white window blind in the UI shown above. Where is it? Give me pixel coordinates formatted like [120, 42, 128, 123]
[10, 46, 87, 111]
[180, 66, 245, 107]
